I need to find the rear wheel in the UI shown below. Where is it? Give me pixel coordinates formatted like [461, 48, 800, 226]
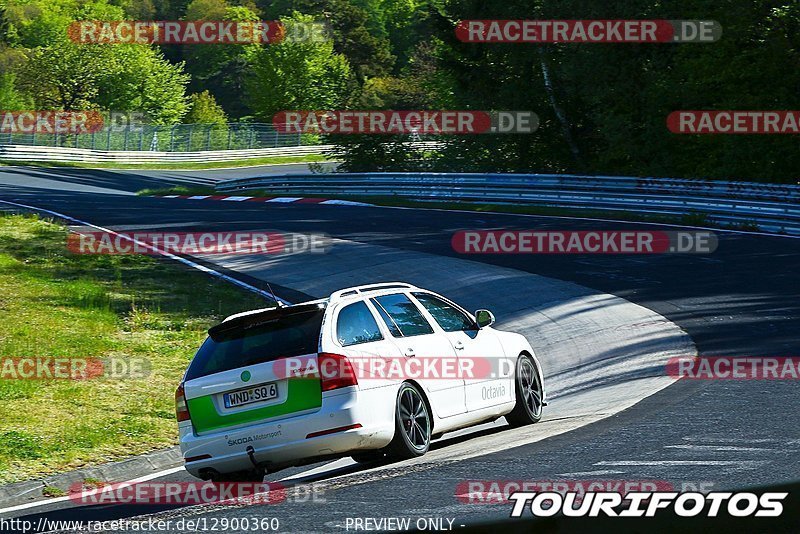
[506, 354, 544, 426]
[387, 383, 431, 459]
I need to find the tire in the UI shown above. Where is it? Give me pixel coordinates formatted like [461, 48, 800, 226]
[506, 353, 544, 427]
[386, 382, 431, 459]
[351, 450, 386, 463]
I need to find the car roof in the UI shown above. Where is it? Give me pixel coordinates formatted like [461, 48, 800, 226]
[217, 282, 424, 326]
[329, 282, 421, 302]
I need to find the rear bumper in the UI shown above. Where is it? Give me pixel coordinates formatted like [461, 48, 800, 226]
[179, 386, 395, 478]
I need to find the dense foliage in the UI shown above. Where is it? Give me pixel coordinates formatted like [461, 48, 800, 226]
[0, 0, 797, 181]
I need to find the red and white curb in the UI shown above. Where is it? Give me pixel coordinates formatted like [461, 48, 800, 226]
[155, 195, 373, 207]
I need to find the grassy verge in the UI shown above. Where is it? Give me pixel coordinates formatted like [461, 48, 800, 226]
[137, 185, 216, 197]
[137, 186, 759, 231]
[0, 153, 329, 171]
[0, 214, 269, 483]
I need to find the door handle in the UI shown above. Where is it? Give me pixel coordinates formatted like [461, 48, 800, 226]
[405, 348, 415, 357]
[454, 341, 465, 350]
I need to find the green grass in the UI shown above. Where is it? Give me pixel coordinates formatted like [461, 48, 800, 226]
[42, 486, 67, 497]
[137, 185, 216, 197]
[0, 214, 270, 483]
[0, 153, 329, 171]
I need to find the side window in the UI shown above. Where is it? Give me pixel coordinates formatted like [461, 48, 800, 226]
[413, 292, 475, 332]
[371, 294, 434, 337]
[336, 301, 383, 346]
[371, 300, 402, 337]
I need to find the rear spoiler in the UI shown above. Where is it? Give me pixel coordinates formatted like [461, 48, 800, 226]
[208, 303, 326, 340]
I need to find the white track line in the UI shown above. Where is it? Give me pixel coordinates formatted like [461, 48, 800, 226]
[0, 467, 186, 515]
[0, 194, 785, 515]
[0, 199, 295, 516]
[0, 199, 290, 305]
[266, 197, 303, 203]
[0, 198, 296, 515]
[594, 460, 769, 467]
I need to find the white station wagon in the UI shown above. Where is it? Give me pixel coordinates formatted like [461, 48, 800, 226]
[176, 283, 546, 481]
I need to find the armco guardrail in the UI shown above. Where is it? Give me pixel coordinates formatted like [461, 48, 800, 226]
[216, 172, 800, 235]
[0, 144, 332, 164]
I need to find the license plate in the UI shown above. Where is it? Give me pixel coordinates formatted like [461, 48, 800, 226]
[224, 382, 278, 408]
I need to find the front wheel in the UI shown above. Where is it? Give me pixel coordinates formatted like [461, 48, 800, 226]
[506, 354, 544, 426]
[386, 383, 431, 459]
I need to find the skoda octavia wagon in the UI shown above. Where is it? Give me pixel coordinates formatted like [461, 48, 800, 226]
[176, 282, 546, 481]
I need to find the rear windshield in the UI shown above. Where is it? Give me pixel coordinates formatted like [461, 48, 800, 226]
[185, 310, 324, 380]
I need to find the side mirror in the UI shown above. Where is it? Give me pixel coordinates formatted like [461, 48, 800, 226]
[475, 309, 495, 329]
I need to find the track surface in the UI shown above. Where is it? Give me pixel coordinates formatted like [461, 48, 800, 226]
[0, 165, 798, 531]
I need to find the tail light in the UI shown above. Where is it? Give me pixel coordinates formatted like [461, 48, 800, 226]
[318, 352, 358, 391]
[175, 383, 190, 422]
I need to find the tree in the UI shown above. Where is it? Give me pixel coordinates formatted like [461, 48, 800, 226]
[17, 42, 101, 110]
[0, 73, 31, 109]
[383, 0, 436, 70]
[258, 0, 395, 81]
[4, 0, 189, 123]
[184, 90, 228, 124]
[183, 3, 261, 118]
[105, 47, 190, 125]
[3, 0, 125, 48]
[184, 0, 228, 20]
[360, 0, 800, 181]
[0, 4, 11, 45]
[119, 0, 157, 19]
[319, 0, 395, 81]
[245, 12, 353, 121]
[328, 133, 431, 172]
[18, 41, 189, 123]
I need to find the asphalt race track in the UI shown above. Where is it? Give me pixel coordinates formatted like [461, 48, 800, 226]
[0, 165, 798, 532]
